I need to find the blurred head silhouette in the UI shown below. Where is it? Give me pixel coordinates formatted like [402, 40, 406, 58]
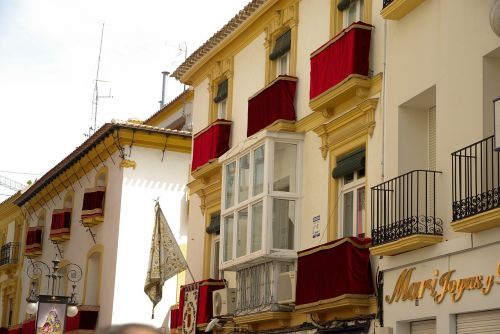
[95, 323, 162, 334]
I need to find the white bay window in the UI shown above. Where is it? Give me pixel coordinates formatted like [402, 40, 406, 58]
[220, 131, 303, 269]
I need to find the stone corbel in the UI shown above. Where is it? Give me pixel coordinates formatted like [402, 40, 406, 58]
[120, 159, 137, 169]
[321, 108, 334, 119]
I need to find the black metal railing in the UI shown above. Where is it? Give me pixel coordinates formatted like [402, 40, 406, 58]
[0, 242, 19, 266]
[371, 170, 442, 246]
[452, 135, 500, 221]
[383, 0, 395, 8]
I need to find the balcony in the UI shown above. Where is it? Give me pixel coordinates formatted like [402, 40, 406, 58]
[381, 0, 426, 20]
[247, 75, 297, 137]
[0, 242, 19, 269]
[50, 208, 71, 243]
[370, 170, 443, 256]
[191, 120, 232, 172]
[233, 260, 294, 330]
[171, 279, 225, 332]
[25, 227, 43, 258]
[81, 187, 106, 226]
[309, 22, 373, 112]
[451, 136, 500, 233]
[66, 305, 99, 332]
[294, 238, 375, 318]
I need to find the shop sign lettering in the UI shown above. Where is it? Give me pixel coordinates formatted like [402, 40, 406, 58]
[386, 263, 500, 305]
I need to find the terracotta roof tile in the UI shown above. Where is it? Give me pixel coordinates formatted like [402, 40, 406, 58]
[172, 0, 266, 81]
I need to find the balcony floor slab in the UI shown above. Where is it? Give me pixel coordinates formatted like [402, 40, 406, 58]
[370, 234, 443, 256]
[451, 207, 500, 233]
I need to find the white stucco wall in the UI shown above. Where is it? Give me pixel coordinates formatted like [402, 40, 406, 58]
[232, 32, 266, 145]
[185, 193, 205, 283]
[111, 147, 190, 327]
[192, 78, 210, 134]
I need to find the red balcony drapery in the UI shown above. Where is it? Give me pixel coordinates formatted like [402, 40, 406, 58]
[25, 227, 43, 256]
[295, 237, 374, 307]
[191, 120, 232, 171]
[173, 279, 225, 329]
[6, 324, 22, 334]
[81, 187, 106, 220]
[169, 305, 180, 330]
[310, 22, 373, 100]
[66, 305, 99, 332]
[20, 320, 34, 334]
[50, 208, 71, 240]
[247, 75, 297, 137]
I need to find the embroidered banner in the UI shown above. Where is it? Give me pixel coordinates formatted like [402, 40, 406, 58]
[182, 284, 199, 334]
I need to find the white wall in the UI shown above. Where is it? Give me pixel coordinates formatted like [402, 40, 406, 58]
[185, 193, 205, 283]
[111, 147, 190, 327]
[192, 78, 210, 134]
[232, 32, 266, 145]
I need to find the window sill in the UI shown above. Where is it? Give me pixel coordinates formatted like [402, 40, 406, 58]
[220, 249, 297, 271]
[381, 0, 425, 20]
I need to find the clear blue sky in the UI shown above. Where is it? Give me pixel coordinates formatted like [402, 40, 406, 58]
[0, 0, 249, 198]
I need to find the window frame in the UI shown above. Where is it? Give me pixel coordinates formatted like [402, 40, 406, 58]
[220, 131, 303, 270]
[338, 171, 365, 238]
[330, 0, 372, 37]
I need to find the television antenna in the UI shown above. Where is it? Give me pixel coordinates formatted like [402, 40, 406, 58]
[88, 23, 113, 137]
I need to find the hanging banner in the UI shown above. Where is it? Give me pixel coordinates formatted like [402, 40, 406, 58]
[182, 283, 199, 334]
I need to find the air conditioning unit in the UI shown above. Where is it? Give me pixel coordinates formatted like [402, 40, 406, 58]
[278, 271, 296, 304]
[212, 288, 236, 317]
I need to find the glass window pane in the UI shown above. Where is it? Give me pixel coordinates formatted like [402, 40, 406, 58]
[239, 154, 250, 203]
[343, 191, 353, 237]
[236, 209, 248, 258]
[357, 187, 365, 237]
[224, 162, 236, 209]
[218, 99, 227, 119]
[251, 201, 263, 253]
[272, 199, 295, 250]
[253, 146, 265, 196]
[273, 143, 296, 192]
[223, 215, 234, 262]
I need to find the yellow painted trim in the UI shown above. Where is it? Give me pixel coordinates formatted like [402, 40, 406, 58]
[202, 205, 221, 280]
[296, 295, 376, 322]
[94, 166, 108, 187]
[264, 1, 300, 84]
[369, 235, 443, 256]
[330, 0, 373, 37]
[208, 58, 234, 122]
[380, 0, 425, 20]
[451, 207, 500, 233]
[82, 244, 104, 305]
[234, 311, 292, 331]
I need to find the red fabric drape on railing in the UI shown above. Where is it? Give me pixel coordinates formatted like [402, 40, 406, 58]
[50, 209, 71, 238]
[81, 187, 106, 219]
[191, 120, 232, 172]
[66, 305, 99, 331]
[295, 237, 374, 307]
[247, 75, 297, 137]
[169, 305, 180, 330]
[21, 319, 34, 334]
[6, 325, 22, 334]
[309, 22, 373, 100]
[25, 227, 42, 249]
[175, 279, 226, 328]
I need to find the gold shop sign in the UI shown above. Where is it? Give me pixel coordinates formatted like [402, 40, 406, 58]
[386, 262, 500, 304]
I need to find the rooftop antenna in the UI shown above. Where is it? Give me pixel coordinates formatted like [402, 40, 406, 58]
[88, 23, 112, 137]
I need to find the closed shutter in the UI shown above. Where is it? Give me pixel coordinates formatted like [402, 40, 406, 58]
[457, 309, 500, 334]
[411, 319, 436, 334]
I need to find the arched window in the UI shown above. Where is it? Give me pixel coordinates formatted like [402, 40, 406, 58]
[83, 245, 103, 305]
[63, 192, 74, 209]
[95, 167, 108, 187]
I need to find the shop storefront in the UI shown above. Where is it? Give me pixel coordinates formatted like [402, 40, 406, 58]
[380, 239, 500, 334]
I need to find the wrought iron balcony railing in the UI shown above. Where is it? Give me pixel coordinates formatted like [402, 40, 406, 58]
[0, 242, 19, 266]
[235, 260, 294, 315]
[452, 135, 500, 221]
[371, 170, 442, 246]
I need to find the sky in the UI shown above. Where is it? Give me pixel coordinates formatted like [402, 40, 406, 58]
[0, 0, 249, 199]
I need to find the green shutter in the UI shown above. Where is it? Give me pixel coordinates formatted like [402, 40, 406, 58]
[332, 148, 365, 179]
[269, 29, 291, 60]
[206, 212, 221, 234]
[213, 80, 228, 103]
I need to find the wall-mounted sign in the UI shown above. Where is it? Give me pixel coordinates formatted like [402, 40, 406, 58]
[36, 295, 69, 334]
[312, 215, 320, 238]
[386, 262, 500, 304]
